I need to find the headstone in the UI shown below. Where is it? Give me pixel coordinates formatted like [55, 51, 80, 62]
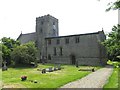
[57, 64, 61, 70]
[76, 60, 79, 68]
[48, 67, 53, 72]
[34, 80, 37, 83]
[2, 61, 7, 71]
[42, 69, 46, 74]
[54, 67, 58, 71]
[92, 68, 95, 72]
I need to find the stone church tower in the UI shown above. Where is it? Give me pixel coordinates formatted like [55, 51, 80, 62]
[36, 14, 59, 61]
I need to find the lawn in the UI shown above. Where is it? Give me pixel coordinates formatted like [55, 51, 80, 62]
[2, 64, 100, 88]
[0, 69, 2, 89]
[103, 61, 120, 89]
[103, 68, 119, 89]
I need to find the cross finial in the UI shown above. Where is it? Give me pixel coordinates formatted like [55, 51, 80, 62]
[102, 28, 104, 31]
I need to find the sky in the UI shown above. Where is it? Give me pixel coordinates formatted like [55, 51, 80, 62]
[0, 0, 118, 40]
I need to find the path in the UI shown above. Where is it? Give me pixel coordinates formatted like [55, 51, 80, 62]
[60, 65, 113, 88]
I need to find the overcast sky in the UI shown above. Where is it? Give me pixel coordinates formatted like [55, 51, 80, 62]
[0, 0, 118, 40]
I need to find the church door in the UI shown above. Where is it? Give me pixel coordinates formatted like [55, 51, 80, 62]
[70, 54, 76, 65]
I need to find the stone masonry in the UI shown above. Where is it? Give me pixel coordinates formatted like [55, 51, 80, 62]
[17, 14, 107, 66]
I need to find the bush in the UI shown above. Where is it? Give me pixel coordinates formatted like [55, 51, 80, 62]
[107, 60, 119, 68]
[112, 62, 119, 68]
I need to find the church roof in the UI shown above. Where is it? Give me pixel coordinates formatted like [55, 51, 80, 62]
[17, 32, 36, 40]
[45, 31, 104, 39]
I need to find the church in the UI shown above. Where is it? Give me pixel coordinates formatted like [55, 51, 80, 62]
[17, 14, 107, 66]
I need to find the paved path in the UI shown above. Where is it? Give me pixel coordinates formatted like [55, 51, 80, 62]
[60, 66, 113, 88]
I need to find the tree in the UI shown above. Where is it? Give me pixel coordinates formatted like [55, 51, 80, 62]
[1, 37, 20, 65]
[102, 24, 120, 61]
[106, 0, 120, 11]
[11, 42, 37, 67]
[98, 0, 120, 61]
[0, 43, 2, 67]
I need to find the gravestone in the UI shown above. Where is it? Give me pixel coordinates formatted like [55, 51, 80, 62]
[54, 66, 58, 71]
[92, 68, 95, 72]
[57, 64, 61, 70]
[48, 67, 53, 72]
[42, 69, 46, 74]
[75, 60, 79, 68]
[2, 61, 7, 71]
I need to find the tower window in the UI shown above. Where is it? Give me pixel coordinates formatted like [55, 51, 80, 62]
[54, 47, 57, 56]
[60, 47, 63, 56]
[53, 22, 55, 25]
[56, 39, 60, 44]
[48, 39, 51, 45]
[65, 38, 69, 44]
[75, 37, 79, 43]
[53, 29, 56, 35]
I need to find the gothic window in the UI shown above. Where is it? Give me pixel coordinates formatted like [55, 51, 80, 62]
[75, 37, 79, 43]
[48, 39, 51, 45]
[60, 47, 63, 56]
[53, 22, 55, 25]
[48, 54, 51, 60]
[41, 21, 44, 25]
[54, 47, 56, 56]
[35, 41, 38, 47]
[53, 29, 56, 36]
[65, 38, 69, 44]
[56, 39, 60, 44]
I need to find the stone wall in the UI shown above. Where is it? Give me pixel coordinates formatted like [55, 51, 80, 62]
[46, 31, 107, 66]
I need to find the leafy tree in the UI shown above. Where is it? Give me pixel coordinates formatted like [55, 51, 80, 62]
[0, 43, 2, 67]
[1, 37, 20, 65]
[102, 24, 120, 61]
[98, 0, 120, 61]
[98, 0, 120, 11]
[11, 42, 37, 67]
[106, 0, 120, 11]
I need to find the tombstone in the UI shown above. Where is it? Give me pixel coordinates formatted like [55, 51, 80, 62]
[2, 61, 7, 71]
[92, 68, 95, 72]
[48, 67, 53, 72]
[54, 66, 58, 71]
[45, 68, 49, 72]
[34, 80, 37, 83]
[57, 64, 61, 70]
[30, 62, 35, 67]
[75, 60, 79, 68]
[42, 69, 46, 74]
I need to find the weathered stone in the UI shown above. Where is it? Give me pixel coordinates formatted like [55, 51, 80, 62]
[42, 69, 46, 74]
[17, 14, 107, 66]
[2, 61, 7, 71]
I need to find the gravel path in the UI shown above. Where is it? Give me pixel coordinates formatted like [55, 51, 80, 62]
[60, 65, 113, 88]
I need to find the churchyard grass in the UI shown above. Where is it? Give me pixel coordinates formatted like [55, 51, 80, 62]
[103, 68, 119, 89]
[0, 69, 2, 89]
[2, 64, 101, 88]
[103, 61, 120, 89]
